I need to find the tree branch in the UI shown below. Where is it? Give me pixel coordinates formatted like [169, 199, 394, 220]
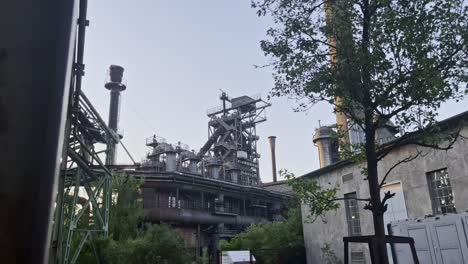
[381, 191, 396, 207]
[412, 131, 460, 150]
[379, 150, 422, 188]
[376, 123, 462, 162]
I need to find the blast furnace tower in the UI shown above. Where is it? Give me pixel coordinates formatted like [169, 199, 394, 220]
[197, 92, 271, 185]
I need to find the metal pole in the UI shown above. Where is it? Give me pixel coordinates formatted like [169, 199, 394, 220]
[0, 0, 78, 263]
[51, 1, 90, 259]
[267, 136, 277, 182]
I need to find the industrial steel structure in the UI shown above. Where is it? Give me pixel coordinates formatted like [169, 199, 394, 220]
[49, 1, 130, 263]
[4, 0, 286, 263]
[197, 92, 271, 185]
[38, 2, 286, 263]
[127, 92, 287, 262]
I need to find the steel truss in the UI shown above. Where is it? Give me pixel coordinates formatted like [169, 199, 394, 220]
[50, 0, 119, 263]
[59, 91, 117, 264]
[202, 93, 271, 185]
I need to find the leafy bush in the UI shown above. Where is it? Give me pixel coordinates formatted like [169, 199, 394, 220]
[75, 173, 190, 264]
[220, 205, 306, 264]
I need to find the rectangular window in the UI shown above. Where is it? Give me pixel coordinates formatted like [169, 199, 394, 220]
[348, 121, 365, 153]
[427, 168, 456, 214]
[344, 192, 361, 236]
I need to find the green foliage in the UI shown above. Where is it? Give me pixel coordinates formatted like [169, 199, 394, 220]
[75, 173, 190, 264]
[220, 203, 306, 264]
[198, 247, 209, 264]
[253, 0, 467, 239]
[252, 0, 467, 131]
[253, 1, 466, 261]
[321, 243, 342, 264]
[281, 169, 340, 221]
[84, 224, 190, 264]
[108, 172, 143, 241]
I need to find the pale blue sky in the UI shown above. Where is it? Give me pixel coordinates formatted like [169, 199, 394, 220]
[82, 0, 467, 183]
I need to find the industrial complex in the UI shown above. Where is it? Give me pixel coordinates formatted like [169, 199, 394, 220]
[126, 92, 288, 260]
[3, 1, 466, 264]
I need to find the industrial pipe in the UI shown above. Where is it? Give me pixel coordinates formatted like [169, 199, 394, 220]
[268, 136, 277, 182]
[145, 208, 261, 225]
[105, 65, 126, 165]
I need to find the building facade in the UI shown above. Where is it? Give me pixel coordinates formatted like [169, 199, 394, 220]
[301, 112, 468, 263]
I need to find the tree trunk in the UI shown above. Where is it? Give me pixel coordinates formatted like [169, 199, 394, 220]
[359, 0, 389, 261]
[365, 123, 389, 263]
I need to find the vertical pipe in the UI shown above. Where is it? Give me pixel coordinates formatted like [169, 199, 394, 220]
[243, 199, 246, 216]
[325, 0, 350, 145]
[267, 136, 277, 182]
[52, 2, 89, 262]
[105, 65, 126, 165]
[72, 0, 88, 108]
[0, 0, 77, 263]
[201, 192, 205, 210]
[108, 90, 121, 132]
[105, 90, 120, 165]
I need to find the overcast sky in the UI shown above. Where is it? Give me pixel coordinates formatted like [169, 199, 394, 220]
[82, 0, 467, 183]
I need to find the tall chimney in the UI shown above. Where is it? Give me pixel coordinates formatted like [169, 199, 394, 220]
[105, 65, 126, 165]
[268, 136, 278, 182]
[325, 0, 350, 145]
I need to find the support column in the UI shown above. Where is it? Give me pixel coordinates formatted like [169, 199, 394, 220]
[243, 199, 247, 216]
[216, 193, 224, 212]
[201, 192, 205, 210]
[196, 224, 201, 262]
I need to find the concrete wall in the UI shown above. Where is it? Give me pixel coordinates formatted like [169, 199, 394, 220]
[302, 126, 468, 263]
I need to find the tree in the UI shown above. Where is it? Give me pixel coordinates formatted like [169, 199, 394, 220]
[220, 200, 306, 264]
[75, 173, 190, 264]
[108, 173, 143, 241]
[91, 224, 190, 264]
[252, 0, 467, 262]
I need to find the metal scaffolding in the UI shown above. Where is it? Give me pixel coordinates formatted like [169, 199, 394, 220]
[57, 91, 116, 264]
[198, 92, 271, 185]
[49, 0, 120, 263]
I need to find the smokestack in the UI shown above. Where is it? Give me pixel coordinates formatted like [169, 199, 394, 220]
[268, 136, 278, 182]
[325, 0, 350, 145]
[105, 65, 126, 165]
